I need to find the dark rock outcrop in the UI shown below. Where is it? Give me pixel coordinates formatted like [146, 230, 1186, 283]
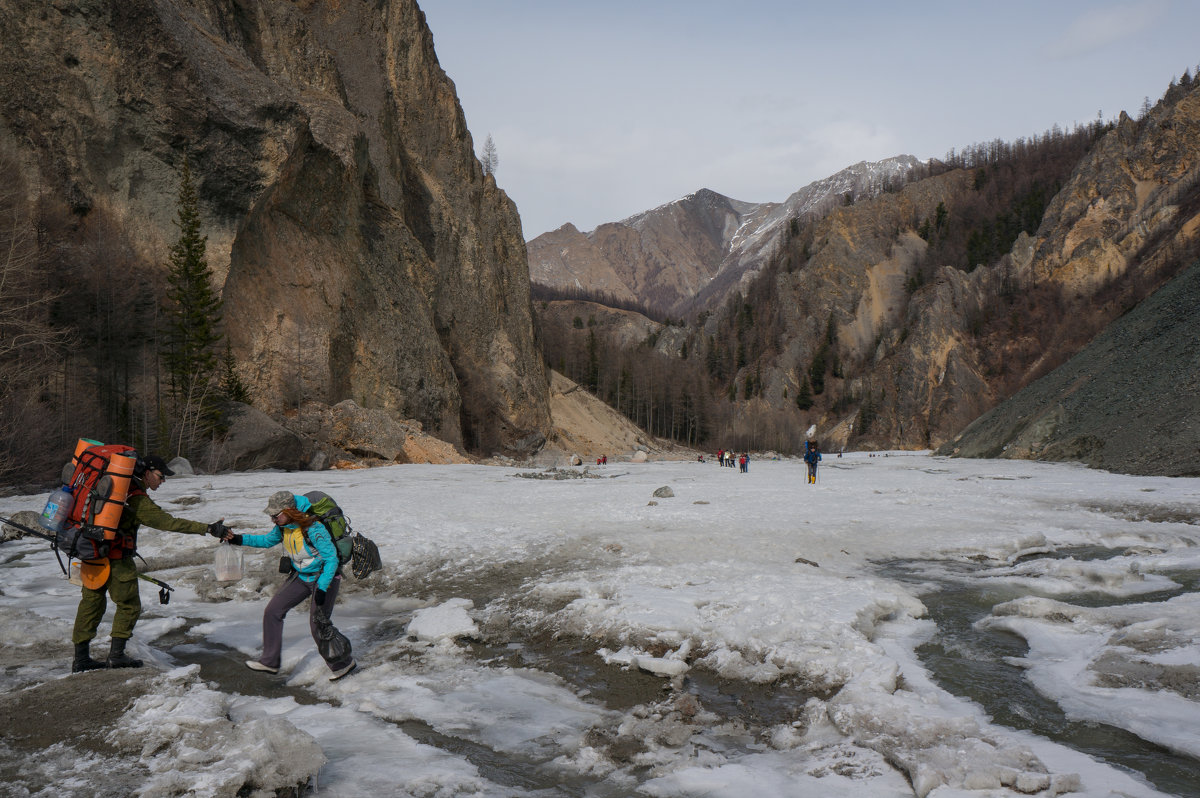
[937, 260, 1200, 476]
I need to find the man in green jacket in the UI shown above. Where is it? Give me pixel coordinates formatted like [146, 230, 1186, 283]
[71, 454, 228, 672]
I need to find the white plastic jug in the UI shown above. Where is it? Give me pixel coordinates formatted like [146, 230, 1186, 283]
[214, 545, 244, 581]
[40, 485, 73, 532]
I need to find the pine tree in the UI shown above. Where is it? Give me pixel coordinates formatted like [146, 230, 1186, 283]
[795, 375, 814, 410]
[163, 160, 224, 447]
[586, 329, 599, 392]
[481, 134, 499, 176]
[219, 342, 250, 404]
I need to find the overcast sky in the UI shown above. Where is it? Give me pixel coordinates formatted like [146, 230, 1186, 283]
[421, 1, 1200, 240]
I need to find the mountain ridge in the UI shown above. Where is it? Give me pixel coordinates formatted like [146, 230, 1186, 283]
[527, 155, 922, 316]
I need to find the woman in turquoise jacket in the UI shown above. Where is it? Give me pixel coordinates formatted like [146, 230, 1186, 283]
[224, 490, 356, 681]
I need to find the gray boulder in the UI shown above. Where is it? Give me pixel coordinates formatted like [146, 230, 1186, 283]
[213, 403, 314, 471]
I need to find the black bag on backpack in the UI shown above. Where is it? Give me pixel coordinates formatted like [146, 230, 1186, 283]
[350, 533, 383, 579]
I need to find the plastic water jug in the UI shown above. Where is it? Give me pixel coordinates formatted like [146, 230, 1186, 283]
[40, 486, 73, 532]
[214, 545, 244, 581]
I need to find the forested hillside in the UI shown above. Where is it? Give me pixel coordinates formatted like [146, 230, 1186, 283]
[533, 71, 1200, 458]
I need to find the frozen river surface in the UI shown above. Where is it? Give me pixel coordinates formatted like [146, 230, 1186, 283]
[1, 454, 1198, 797]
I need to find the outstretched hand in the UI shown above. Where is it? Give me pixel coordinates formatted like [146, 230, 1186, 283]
[207, 519, 236, 541]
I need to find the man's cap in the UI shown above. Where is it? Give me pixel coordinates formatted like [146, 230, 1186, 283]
[140, 454, 175, 477]
[264, 490, 296, 517]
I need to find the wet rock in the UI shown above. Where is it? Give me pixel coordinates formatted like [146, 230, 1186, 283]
[1, 510, 43, 542]
[513, 467, 603, 480]
[167, 456, 194, 476]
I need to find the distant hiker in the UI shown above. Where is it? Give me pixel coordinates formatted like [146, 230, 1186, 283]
[222, 491, 356, 681]
[739, 453, 748, 473]
[72, 454, 229, 673]
[804, 441, 822, 484]
[602, 455, 607, 465]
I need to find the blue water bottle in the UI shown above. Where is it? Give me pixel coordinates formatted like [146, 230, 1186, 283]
[39, 486, 73, 532]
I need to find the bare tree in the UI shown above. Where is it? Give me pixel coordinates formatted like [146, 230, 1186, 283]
[481, 133, 499, 177]
[0, 148, 71, 483]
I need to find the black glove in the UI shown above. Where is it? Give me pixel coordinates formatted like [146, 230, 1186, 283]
[314, 588, 327, 607]
[224, 534, 243, 546]
[207, 521, 229, 539]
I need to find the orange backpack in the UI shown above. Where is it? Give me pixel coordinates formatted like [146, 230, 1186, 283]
[54, 439, 139, 565]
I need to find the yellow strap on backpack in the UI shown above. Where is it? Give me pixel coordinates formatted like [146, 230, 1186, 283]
[79, 559, 111, 590]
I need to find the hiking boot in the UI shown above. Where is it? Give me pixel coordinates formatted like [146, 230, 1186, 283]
[106, 637, 143, 669]
[71, 641, 106, 673]
[245, 660, 279, 674]
[329, 660, 357, 682]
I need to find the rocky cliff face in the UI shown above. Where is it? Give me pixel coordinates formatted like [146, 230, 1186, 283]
[760, 169, 994, 450]
[0, 0, 550, 455]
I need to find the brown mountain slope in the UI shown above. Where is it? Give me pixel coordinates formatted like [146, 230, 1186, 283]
[527, 158, 920, 318]
[528, 189, 763, 314]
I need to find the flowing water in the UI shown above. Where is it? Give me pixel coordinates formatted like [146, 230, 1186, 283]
[165, 619, 823, 795]
[879, 550, 1200, 798]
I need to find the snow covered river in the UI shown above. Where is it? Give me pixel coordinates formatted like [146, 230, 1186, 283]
[1, 454, 1198, 797]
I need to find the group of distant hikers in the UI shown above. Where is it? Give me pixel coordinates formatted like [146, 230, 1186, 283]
[708, 441, 823, 482]
[714, 449, 751, 472]
[3, 442, 358, 681]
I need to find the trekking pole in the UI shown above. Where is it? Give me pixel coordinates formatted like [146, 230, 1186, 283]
[138, 573, 175, 604]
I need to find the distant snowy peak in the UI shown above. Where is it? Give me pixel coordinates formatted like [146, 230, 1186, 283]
[618, 188, 765, 231]
[779, 155, 924, 218]
[527, 155, 922, 315]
